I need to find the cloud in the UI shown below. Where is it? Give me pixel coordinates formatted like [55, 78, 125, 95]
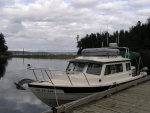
[70, 0, 100, 8]
[129, 0, 150, 7]
[137, 8, 150, 15]
[0, 0, 150, 52]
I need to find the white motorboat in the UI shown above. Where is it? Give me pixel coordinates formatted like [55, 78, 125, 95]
[26, 44, 148, 107]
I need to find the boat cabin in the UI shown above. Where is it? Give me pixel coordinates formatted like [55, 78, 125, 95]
[63, 48, 137, 85]
[67, 58, 132, 77]
[67, 48, 132, 75]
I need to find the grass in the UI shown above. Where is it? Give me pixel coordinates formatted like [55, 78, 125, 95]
[12, 54, 78, 59]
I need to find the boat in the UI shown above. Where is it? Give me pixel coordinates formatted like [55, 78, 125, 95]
[25, 43, 148, 107]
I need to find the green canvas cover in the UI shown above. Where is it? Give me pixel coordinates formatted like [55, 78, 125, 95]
[119, 51, 140, 59]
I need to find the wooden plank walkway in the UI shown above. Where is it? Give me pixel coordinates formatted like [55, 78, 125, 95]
[72, 80, 150, 113]
[43, 76, 150, 113]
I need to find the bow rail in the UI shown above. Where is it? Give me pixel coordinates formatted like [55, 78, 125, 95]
[27, 64, 90, 86]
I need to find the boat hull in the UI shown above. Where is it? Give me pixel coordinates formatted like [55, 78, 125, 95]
[28, 84, 112, 106]
[29, 87, 93, 106]
[28, 76, 146, 107]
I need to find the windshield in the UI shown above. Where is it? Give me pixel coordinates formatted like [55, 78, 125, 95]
[73, 63, 86, 72]
[66, 62, 86, 72]
[67, 62, 102, 75]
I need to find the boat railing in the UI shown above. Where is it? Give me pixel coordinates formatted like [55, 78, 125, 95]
[67, 71, 90, 85]
[110, 47, 130, 58]
[27, 64, 90, 86]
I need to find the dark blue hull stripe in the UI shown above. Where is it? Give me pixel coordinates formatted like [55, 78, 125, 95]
[28, 77, 141, 93]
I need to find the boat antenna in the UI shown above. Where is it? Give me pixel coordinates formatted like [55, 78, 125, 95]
[107, 25, 109, 47]
[118, 33, 119, 46]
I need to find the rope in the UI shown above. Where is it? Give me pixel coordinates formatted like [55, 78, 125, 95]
[107, 83, 115, 90]
[62, 83, 116, 111]
[47, 80, 59, 107]
[53, 83, 59, 107]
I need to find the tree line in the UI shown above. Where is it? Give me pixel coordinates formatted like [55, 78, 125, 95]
[77, 17, 150, 55]
[0, 33, 9, 56]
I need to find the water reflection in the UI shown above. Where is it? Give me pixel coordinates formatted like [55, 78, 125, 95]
[0, 96, 48, 113]
[0, 57, 8, 79]
[0, 58, 69, 113]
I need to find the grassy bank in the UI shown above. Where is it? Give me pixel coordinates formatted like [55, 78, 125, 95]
[12, 54, 78, 59]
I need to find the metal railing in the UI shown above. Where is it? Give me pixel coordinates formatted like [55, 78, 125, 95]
[27, 64, 90, 86]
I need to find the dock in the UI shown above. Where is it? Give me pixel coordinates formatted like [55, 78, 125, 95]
[43, 76, 150, 113]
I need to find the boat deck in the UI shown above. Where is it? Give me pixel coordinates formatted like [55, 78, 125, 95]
[72, 80, 150, 113]
[43, 76, 150, 113]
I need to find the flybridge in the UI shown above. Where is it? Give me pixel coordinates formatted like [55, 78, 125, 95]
[82, 48, 120, 56]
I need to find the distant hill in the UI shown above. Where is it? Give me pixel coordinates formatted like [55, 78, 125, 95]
[9, 51, 76, 55]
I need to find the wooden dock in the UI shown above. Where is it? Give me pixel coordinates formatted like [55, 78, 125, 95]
[43, 76, 150, 113]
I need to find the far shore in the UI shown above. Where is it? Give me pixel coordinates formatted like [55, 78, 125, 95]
[12, 54, 78, 59]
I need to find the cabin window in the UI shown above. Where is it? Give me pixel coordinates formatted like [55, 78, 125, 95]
[73, 63, 86, 72]
[86, 63, 102, 75]
[115, 64, 123, 72]
[126, 63, 131, 71]
[105, 63, 123, 75]
[67, 63, 74, 71]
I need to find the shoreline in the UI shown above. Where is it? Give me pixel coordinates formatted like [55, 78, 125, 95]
[11, 54, 78, 59]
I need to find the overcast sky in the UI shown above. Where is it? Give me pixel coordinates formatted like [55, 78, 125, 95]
[0, 0, 150, 52]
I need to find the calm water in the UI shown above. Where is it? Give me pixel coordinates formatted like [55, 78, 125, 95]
[0, 58, 68, 113]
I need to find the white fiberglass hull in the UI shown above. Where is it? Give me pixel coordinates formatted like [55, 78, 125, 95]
[28, 74, 146, 107]
[29, 87, 91, 107]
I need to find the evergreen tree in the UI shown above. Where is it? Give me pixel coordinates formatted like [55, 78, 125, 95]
[77, 17, 150, 54]
[0, 33, 8, 55]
